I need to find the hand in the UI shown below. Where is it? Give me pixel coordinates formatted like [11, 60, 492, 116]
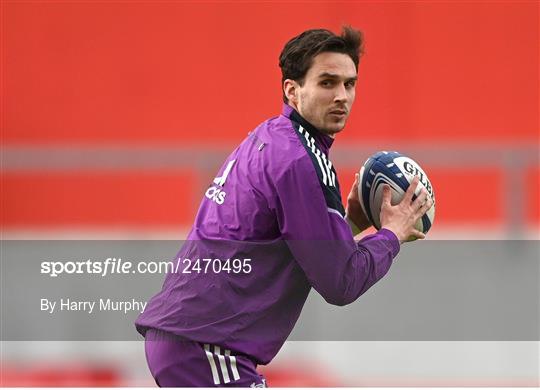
[380, 176, 433, 243]
[345, 173, 372, 234]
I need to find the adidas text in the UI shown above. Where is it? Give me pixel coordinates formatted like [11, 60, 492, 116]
[205, 186, 226, 205]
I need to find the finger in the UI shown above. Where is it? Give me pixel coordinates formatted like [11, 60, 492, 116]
[412, 189, 428, 210]
[382, 184, 392, 206]
[416, 198, 433, 217]
[410, 229, 426, 240]
[403, 176, 420, 204]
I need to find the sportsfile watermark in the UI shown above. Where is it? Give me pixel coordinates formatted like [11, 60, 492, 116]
[1, 240, 538, 341]
[41, 257, 252, 277]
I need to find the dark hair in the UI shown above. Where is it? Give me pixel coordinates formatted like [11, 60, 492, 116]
[279, 26, 364, 102]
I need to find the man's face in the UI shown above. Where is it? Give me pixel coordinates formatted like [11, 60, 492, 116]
[286, 52, 357, 137]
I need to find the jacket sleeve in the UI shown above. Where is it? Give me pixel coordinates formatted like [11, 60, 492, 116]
[273, 155, 400, 306]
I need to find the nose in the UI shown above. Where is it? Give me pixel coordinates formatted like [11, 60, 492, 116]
[334, 83, 348, 103]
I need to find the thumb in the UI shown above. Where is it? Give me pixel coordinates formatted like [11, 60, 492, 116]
[348, 173, 360, 202]
[382, 184, 392, 206]
[351, 173, 359, 191]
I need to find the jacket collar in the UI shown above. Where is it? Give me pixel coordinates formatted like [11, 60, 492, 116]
[282, 103, 335, 155]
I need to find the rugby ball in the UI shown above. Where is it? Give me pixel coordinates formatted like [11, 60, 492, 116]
[358, 151, 435, 233]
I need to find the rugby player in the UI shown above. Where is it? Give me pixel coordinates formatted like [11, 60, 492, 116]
[136, 26, 432, 387]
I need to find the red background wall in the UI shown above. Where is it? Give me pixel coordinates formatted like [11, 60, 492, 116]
[2, 1, 538, 232]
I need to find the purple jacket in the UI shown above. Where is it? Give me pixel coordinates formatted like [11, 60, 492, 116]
[135, 104, 400, 364]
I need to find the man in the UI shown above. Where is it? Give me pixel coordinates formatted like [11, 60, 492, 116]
[136, 26, 432, 387]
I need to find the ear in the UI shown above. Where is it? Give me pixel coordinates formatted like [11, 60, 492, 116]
[283, 79, 298, 106]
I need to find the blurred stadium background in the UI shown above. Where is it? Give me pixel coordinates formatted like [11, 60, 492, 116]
[1, 0, 538, 387]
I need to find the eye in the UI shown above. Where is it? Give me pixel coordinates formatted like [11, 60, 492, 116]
[320, 80, 333, 87]
[345, 80, 356, 88]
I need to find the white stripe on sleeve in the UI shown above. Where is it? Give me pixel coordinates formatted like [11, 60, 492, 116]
[214, 346, 231, 384]
[203, 344, 220, 385]
[225, 349, 241, 381]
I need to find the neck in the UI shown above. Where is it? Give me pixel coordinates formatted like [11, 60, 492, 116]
[287, 102, 336, 139]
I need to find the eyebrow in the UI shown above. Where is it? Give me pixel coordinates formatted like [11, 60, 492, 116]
[318, 72, 358, 81]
